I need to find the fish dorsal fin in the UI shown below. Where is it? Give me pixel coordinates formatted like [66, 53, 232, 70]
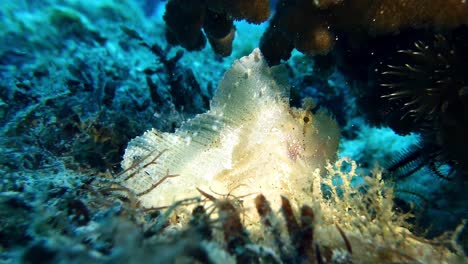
[209, 49, 289, 122]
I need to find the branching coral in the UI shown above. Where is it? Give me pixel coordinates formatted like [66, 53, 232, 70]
[163, 0, 270, 56]
[308, 158, 464, 263]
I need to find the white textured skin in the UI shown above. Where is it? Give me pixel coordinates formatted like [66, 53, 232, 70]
[120, 49, 340, 210]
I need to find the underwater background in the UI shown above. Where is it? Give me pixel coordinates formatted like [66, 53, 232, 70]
[0, 0, 467, 263]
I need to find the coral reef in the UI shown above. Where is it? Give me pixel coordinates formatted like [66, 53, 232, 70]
[1, 0, 467, 263]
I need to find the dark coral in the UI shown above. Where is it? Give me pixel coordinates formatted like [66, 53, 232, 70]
[260, 0, 468, 65]
[264, 0, 467, 178]
[163, 0, 270, 56]
[204, 9, 236, 56]
[260, 0, 336, 65]
[207, 0, 270, 24]
[378, 30, 468, 173]
[164, 0, 207, 51]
